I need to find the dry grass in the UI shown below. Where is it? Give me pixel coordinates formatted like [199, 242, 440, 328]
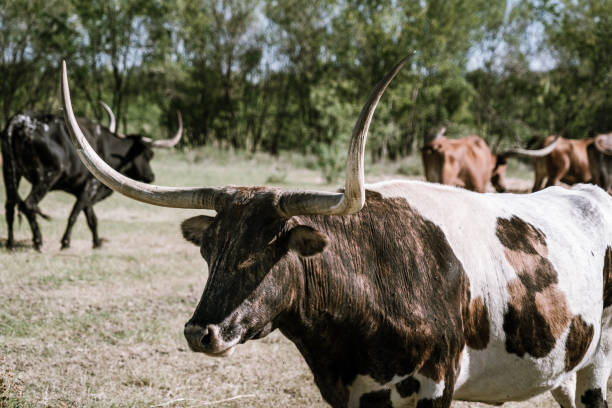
[0, 147, 609, 407]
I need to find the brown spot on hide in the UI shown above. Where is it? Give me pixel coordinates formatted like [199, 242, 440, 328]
[464, 296, 490, 349]
[580, 388, 606, 408]
[396, 376, 420, 397]
[564, 315, 594, 371]
[534, 286, 570, 339]
[604, 246, 612, 309]
[419, 351, 446, 382]
[496, 216, 571, 358]
[496, 216, 547, 255]
[360, 389, 393, 408]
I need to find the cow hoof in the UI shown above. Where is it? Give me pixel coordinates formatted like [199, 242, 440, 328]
[60, 244, 70, 250]
[93, 239, 107, 249]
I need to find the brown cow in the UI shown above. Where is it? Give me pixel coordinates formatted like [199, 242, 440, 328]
[503, 135, 593, 192]
[421, 129, 507, 193]
[587, 133, 612, 192]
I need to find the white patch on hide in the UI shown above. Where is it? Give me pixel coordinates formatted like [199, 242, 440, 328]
[369, 180, 612, 403]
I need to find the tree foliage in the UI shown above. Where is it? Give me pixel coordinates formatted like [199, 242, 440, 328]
[1, 0, 610, 164]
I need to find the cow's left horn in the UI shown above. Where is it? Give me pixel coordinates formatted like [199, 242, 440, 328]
[277, 53, 414, 217]
[61, 61, 226, 210]
[141, 112, 183, 148]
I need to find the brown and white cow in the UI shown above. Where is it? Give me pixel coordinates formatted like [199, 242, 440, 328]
[421, 130, 507, 193]
[588, 133, 612, 193]
[61, 58, 611, 408]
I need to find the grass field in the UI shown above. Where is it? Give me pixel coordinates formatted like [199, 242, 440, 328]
[0, 148, 609, 407]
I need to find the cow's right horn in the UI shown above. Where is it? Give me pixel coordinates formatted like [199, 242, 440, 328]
[277, 53, 414, 217]
[140, 111, 183, 148]
[62, 61, 226, 210]
[434, 127, 446, 140]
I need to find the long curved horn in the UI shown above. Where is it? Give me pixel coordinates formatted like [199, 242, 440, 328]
[277, 53, 414, 217]
[434, 127, 446, 140]
[499, 135, 560, 159]
[62, 61, 225, 209]
[100, 101, 116, 133]
[145, 111, 183, 148]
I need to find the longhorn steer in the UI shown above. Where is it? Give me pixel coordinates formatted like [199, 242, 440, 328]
[588, 133, 612, 193]
[501, 135, 593, 192]
[62, 57, 611, 408]
[420, 130, 507, 193]
[1, 109, 182, 250]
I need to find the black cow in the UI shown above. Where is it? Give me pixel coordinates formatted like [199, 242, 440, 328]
[1, 109, 182, 250]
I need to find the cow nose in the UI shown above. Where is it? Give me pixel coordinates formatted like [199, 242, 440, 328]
[184, 323, 225, 353]
[184, 323, 209, 352]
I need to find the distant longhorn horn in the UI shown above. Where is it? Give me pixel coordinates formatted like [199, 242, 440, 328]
[498, 135, 560, 159]
[99, 101, 116, 133]
[435, 127, 446, 140]
[149, 111, 183, 148]
[277, 53, 414, 217]
[62, 60, 227, 210]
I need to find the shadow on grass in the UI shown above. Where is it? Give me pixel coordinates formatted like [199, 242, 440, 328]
[0, 238, 34, 252]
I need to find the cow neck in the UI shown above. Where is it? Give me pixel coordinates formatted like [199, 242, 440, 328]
[276, 191, 471, 407]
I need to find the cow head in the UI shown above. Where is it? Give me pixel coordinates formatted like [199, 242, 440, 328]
[116, 114, 183, 183]
[60, 54, 413, 356]
[75, 116, 161, 184]
[180, 190, 329, 355]
[117, 136, 156, 183]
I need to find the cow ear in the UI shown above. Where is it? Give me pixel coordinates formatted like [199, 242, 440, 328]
[181, 215, 214, 246]
[287, 225, 328, 257]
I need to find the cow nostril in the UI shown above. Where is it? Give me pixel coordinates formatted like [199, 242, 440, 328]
[184, 324, 205, 346]
[200, 327, 211, 345]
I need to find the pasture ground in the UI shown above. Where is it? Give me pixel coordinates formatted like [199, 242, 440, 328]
[0, 148, 609, 407]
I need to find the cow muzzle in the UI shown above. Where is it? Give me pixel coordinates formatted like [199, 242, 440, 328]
[183, 322, 239, 357]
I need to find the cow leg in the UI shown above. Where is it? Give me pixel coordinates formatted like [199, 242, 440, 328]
[61, 179, 112, 249]
[551, 373, 576, 408]
[83, 207, 102, 248]
[532, 159, 547, 192]
[3, 165, 22, 250]
[86, 182, 113, 248]
[546, 157, 570, 188]
[60, 197, 88, 250]
[20, 179, 57, 251]
[574, 321, 611, 408]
